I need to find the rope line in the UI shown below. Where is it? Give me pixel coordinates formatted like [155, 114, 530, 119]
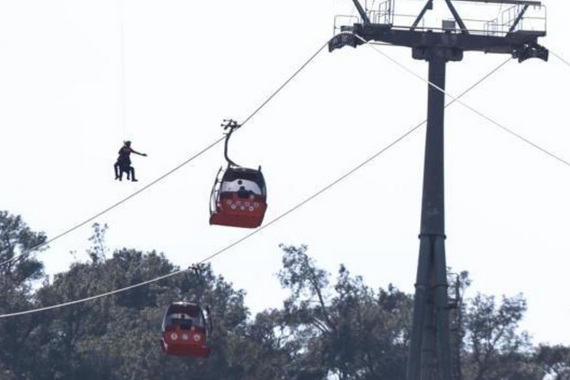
[0, 59, 508, 319]
[241, 40, 330, 127]
[551, 50, 570, 71]
[1, 137, 224, 269]
[0, 38, 330, 270]
[355, 34, 570, 169]
[119, 0, 127, 139]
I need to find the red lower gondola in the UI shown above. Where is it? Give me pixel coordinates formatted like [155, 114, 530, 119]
[160, 302, 211, 358]
[160, 326, 210, 358]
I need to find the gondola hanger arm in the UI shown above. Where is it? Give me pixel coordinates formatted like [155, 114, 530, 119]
[221, 119, 242, 168]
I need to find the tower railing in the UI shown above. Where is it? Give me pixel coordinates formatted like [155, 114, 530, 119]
[367, 0, 395, 25]
[333, 15, 361, 36]
[485, 3, 546, 36]
[334, 0, 546, 38]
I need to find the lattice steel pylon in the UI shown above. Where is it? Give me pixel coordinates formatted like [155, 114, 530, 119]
[330, 1, 548, 379]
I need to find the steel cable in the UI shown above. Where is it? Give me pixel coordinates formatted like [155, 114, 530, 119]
[0, 58, 509, 319]
[356, 34, 570, 169]
[551, 50, 570, 71]
[0, 38, 331, 270]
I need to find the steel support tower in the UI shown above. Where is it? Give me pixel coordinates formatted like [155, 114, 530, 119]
[330, 1, 547, 379]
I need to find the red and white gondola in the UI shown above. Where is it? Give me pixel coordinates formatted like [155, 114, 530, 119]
[209, 119, 268, 229]
[160, 302, 211, 358]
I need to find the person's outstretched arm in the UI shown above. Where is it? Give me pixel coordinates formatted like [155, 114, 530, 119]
[131, 149, 147, 157]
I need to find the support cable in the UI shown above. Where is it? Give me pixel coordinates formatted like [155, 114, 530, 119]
[551, 50, 570, 70]
[0, 38, 331, 270]
[355, 34, 570, 169]
[0, 59, 508, 319]
[120, 0, 127, 139]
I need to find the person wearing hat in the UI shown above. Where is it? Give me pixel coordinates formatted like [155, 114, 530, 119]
[114, 140, 147, 182]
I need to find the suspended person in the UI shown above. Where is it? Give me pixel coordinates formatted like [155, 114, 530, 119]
[114, 140, 147, 182]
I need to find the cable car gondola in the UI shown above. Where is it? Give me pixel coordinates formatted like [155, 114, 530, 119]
[209, 119, 268, 229]
[160, 302, 211, 358]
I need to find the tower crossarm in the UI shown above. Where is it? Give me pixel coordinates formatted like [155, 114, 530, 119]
[350, 0, 371, 24]
[330, 0, 548, 62]
[330, 24, 548, 62]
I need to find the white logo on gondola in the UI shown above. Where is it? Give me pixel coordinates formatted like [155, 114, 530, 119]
[193, 334, 201, 342]
[170, 333, 178, 340]
[182, 333, 189, 341]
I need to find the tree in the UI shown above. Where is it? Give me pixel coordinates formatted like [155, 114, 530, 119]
[0, 220, 276, 380]
[0, 210, 47, 379]
[30, 250, 256, 380]
[1, 212, 566, 380]
[462, 293, 539, 380]
[278, 244, 412, 380]
[536, 345, 570, 380]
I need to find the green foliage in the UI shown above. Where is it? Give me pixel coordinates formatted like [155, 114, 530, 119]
[0, 210, 46, 282]
[0, 212, 568, 380]
[29, 249, 255, 380]
[462, 293, 534, 380]
[278, 244, 412, 380]
[0, 211, 47, 379]
[536, 345, 570, 380]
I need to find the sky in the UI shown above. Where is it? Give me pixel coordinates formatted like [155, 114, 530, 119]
[0, 0, 569, 345]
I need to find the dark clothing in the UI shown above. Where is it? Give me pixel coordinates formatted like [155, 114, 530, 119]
[114, 162, 133, 180]
[117, 146, 133, 166]
[114, 145, 137, 181]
